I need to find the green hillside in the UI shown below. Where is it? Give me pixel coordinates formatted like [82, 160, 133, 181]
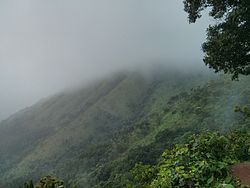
[0, 67, 249, 187]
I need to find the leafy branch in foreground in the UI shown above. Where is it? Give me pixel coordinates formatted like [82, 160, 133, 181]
[183, 0, 250, 80]
[129, 129, 250, 187]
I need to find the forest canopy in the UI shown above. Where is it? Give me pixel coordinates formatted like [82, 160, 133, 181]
[184, 0, 250, 79]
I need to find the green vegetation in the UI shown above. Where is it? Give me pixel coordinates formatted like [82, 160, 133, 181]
[128, 129, 250, 187]
[90, 75, 250, 188]
[0, 68, 215, 187]
[1, 68, 250, 187]
[1, 1, 249, 188]
[235, 97, 250, 118]
[184, 0, 250, 79]
[20, 176, 71, 188]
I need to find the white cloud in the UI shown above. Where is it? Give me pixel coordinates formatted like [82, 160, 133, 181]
[0, 0, 210, 120]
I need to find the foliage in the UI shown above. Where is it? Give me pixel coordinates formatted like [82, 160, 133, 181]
[129, 129, 250, 187]
[183, 0, 250, 79]
[235, 97, 250, 118]
[1, 72, 250, 187]
[20, 176, 78, 188]
[0, 69, 211, 187]
[92, 76, 250, 187]
[19, 180, 34, 188]
[128, 163, 157, 188]
[35, 176, 64, 188]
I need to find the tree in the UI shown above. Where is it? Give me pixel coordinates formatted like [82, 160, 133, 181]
[19, 180, 34, 188]
[183, 0, 250, 79]
[129, 129, 250, 187]
[19, 176, 78, 188]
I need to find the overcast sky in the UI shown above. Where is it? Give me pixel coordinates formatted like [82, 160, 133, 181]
[0, 0, 211, 121]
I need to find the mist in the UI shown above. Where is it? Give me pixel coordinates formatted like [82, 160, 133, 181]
[0, 0, 211, 121]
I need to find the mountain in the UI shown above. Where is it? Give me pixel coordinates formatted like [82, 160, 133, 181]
[0, 66, 249, 187]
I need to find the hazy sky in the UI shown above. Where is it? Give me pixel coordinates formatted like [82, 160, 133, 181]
[0, 0, 211, 120]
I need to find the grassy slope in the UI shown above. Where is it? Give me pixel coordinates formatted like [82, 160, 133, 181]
[1, 68, 249, 187]
[0, 68, 211, 187]
[91, 75, 250, 188]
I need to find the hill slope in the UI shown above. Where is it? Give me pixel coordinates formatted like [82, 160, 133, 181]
[0, 67, 249, 187]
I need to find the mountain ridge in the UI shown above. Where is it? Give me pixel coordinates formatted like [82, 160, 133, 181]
[1, 67, 249, 187]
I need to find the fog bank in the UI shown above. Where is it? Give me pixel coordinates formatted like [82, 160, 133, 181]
[0, 0, 210, 120]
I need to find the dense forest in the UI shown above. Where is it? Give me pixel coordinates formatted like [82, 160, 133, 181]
[2, 70, 250, 187]
[1, 0, 250, 187]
